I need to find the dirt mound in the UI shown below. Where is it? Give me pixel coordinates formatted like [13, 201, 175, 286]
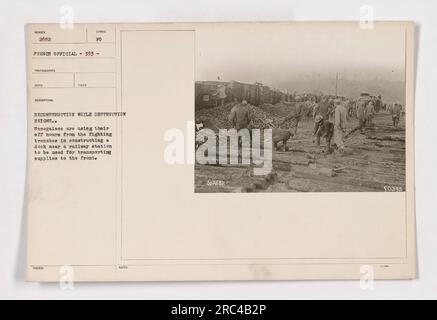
[196, 103, 282, 131]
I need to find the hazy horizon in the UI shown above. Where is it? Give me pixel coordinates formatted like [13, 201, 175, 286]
[196, 23, 406, 90]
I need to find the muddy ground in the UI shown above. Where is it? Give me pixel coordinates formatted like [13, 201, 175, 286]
[195, 112, 405, 193]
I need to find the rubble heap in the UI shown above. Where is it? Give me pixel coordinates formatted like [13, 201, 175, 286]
[196, 102, 282, 131]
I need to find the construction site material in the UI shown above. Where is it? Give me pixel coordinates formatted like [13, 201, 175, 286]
[196, 102, 282, 132]
[195, 112, 405, 193]
[309, 163, 337, 177]
[367, 135, 405, 142]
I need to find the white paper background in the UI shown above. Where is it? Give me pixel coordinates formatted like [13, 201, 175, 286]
[0, 0, 435, 299]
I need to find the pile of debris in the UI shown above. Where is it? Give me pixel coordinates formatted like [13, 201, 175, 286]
[196, 102, 282, 132]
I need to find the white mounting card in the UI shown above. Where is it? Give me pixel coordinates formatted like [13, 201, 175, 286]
[26, 22, 416, 282]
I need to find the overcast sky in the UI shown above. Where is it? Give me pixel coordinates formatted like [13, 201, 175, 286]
[196, 22, 406, 86]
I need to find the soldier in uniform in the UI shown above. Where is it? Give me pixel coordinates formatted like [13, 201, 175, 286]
[313, 114, 334, 153]
[365, 101, 376, 126]
[228, 99, 252, 148]
[280, 96, 305, 136]
[334, 99, 348, 153]
[228, 99, 251, 130]
[357, 99, 367, 133]
[391, 103, 402, 127]
[375, 95, 383, 113]
[214, 84, 227, 107]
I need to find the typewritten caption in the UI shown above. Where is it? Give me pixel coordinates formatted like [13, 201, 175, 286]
[32, 111, 125, 162]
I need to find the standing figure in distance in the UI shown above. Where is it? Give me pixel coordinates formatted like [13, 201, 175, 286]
[365, 101, 375, 126]
[334, 99, 348, 154]
[391, 103, 402, 127]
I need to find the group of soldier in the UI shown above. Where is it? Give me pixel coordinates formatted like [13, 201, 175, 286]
[225, 92, 403, 155]
[280, 93, 403, 154]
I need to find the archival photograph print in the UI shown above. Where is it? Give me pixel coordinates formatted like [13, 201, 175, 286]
[194, 23, 407, 193]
